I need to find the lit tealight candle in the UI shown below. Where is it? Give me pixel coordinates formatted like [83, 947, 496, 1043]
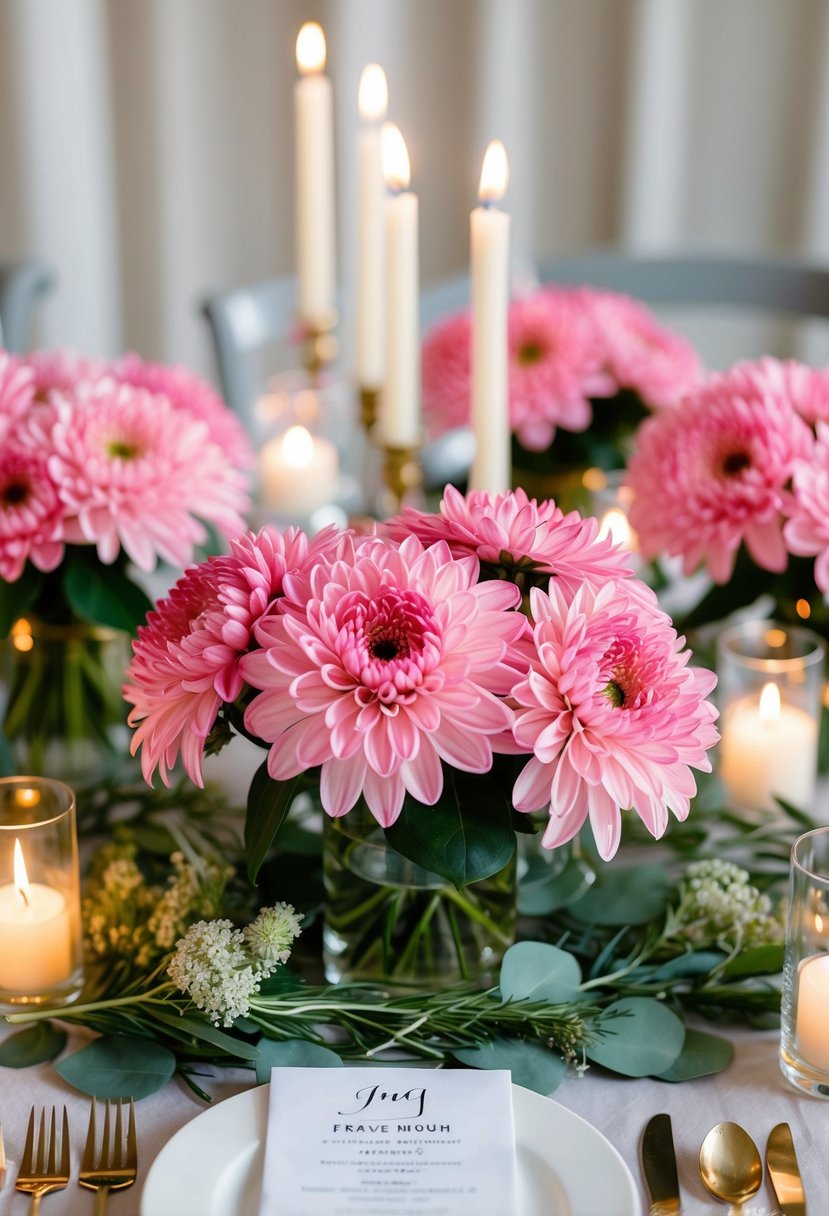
[259, 424, 339, 516]
[720, 680, 819, 813]
[295, 21, 336, 329]
[598, 508, 635, 550]
[356, 64, 388, 391]
[796, 954, 829, 1072]
[470, 140, 510, 494]
[0, 839, 74, 994]
[379, 123, 420, 448]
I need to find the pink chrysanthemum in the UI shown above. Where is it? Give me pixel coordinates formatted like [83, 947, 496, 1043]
[507, 291, 612, 450]
[124, 559, 232, 787]
[240, 534, 527, 827]
[0, 444, 64, 580]
[583, 289, 701, 408]
[0, 352, 35, 441]
[114, 352, 254, 470]
[24, 348, 111, 397]
[627, 363, 814, 582]
[785, 421, 829, 595]
[125, 525, 337, 786]
[46, 383, 249, 571]
[422, 311, 472, 435]
[421, 291, 613, 449]
[739, 356, 829, 427]
[387, 484, 631, 595]
[218, 524, 345, 653]
[511, 580, 719, 860]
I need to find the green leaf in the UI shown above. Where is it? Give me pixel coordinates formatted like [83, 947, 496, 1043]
[63, 555, 152, 632]
[452, 1037, 568, 1094]
[254, 1038, 343, 1085]
[149, 1009, 260, 1060]
[0, 1022, 67, 1068]
[385, 770, 515, 889]
[517, 854, 595, 916]
[720, 944, 785, 978]
[246, 764, 305, 883]
[656, 1028, 734, 1082]
[587, 998, 685, 1077]
[54, 1034, 176, 1099]
[570, 864, 673, 926]
[648, 951, 727, 982]
[499, 941, 582, 1004]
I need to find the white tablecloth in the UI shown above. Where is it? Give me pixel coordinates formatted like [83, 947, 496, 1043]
[0, 1020, 824, 1215]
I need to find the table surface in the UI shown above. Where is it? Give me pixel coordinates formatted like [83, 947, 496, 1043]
[0, 1019, 824, 1215]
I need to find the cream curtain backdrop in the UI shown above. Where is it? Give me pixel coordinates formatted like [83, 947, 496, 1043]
[1, 0, 829, 379]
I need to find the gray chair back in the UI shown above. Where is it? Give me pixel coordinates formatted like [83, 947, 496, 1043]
[0, 260, 57, 352]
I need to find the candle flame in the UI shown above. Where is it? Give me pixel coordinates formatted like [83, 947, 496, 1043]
[296, 22, 326, 75]
[478, 140, 509, 204]
[759, 681, 781, 724]
[598, 508, 634, 550]
[14, 785, 41, 809]
[382, 123, 410, 192]
[12, 617, 34, 653]
[817, 913, 825, 935]
[281, 425, 314, 468]
[358, 64, 388, 121]
[13, 839, 30, 909]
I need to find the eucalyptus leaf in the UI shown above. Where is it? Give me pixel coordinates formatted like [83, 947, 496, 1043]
[587, 998, 685, 1077]
[648, 951, 727, 982]
[254, 1038, 343, 1085]
[0, 1022, 66, 1068]
[517, 855, 595, 916]
[385, 770, 515, 889]
[499, 941, 582, 1004]
[452, 1037, 568, 1094]
[656, 1028, 734, 1082]
[246, 764, 305, 883]
[720, 945, 785, 979]
[54, 1034, 176, 1099]
[570, 865, 672, 926]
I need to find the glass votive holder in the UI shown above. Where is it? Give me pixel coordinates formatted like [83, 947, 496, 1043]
[584, 469, 639, 552]
[716, 619, 825, 818]
[780, 826, 829, 1097]
[0, 776, 84, 1009]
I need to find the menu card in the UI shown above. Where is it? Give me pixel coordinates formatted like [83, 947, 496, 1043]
[258, 1066, 517, 1216]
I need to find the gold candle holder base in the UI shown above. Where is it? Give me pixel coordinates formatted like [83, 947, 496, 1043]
[300, 310, 339, 381]
[359, 386, 380, 432]
[382, 443, 423, 513]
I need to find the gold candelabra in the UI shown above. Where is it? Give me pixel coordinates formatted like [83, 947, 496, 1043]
[301, 311, 339, 381]
[381, 441, 423, 513]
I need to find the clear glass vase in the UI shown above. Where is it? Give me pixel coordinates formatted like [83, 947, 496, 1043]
[0, 618, 132, 786]
[322, 803, 517, 988]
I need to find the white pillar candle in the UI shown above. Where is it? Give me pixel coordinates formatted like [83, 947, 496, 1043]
[470, 140, 511, 494]
[356, 64, 387, 390]
[259, 425, 339, 516]
[380, 123, 420, 448]
[719, 681, 818, 813]
[796, 954, 829, 1072]
[294, 22, 336, 329]
[0, 840, 73, 993]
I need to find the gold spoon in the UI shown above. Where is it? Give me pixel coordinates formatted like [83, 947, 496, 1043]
[699, 1122, 763, 1214]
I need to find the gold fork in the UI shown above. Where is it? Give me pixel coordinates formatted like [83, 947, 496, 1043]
[79, 1098, 137, 1213]
[15, 1106, 70, 1212]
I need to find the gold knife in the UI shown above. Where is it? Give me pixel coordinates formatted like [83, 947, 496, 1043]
[641, 1113, 681, 1215]
[766, 1122, 806, 1216]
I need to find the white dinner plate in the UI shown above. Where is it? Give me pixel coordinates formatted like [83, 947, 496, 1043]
[141, 1081, 640, 1215]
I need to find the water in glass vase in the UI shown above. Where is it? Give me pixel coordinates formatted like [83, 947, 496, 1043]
[322, 804, 517, 988]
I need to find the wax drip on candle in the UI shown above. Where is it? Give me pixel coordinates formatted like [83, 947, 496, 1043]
[13, 839, 30, 909]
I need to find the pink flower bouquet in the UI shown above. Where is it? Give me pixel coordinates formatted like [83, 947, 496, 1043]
[124, 486, 719, 984]
[422, 286, 700, 499]
[626, 356, 829, 633]
[0, 347, 252, 779]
